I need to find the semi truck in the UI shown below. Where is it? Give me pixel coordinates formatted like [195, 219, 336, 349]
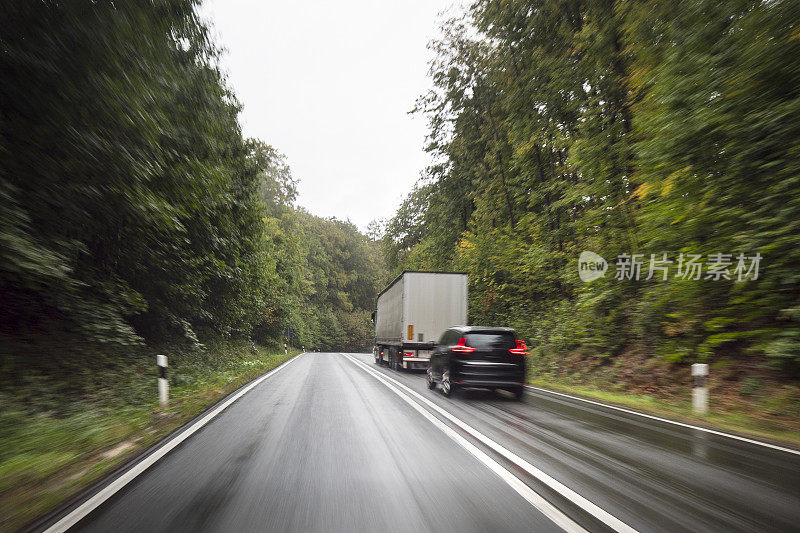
[373, 271, 468, 370]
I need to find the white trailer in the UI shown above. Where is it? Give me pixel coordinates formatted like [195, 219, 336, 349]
[373, 271, 468, 370]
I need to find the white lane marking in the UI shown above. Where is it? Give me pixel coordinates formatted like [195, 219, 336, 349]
[339, 354, 585, 533]
[45, 354, 305, 533]
[524, 385, 800, 456]
[345, 354, 639, 533]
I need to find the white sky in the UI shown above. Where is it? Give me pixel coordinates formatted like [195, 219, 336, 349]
[199, 0, 457, 231]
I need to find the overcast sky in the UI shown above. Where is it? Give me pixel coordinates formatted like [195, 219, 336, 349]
[199, 0, 457, 231]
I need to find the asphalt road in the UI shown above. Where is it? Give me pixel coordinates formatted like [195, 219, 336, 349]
[67, 352, 800, 533]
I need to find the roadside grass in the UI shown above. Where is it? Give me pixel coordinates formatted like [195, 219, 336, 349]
[0, 342, 299, 533]
[526, 377, 800, 450]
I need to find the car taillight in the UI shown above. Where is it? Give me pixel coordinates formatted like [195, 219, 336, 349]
[404, 351, 415, 357]
[509, 339, 528, 355]
[452, 337, 476, 353]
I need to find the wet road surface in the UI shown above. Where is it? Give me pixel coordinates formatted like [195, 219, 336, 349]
[346, 353, 800, 533]
[68, 352, 799, 533]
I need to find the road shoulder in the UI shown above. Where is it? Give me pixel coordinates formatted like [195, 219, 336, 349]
[17, 350, 303, 533]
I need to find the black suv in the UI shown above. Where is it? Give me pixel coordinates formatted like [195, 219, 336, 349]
[427, 326, 527, 400]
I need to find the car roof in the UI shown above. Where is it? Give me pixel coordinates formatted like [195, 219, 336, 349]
[449, 325, 515, 334]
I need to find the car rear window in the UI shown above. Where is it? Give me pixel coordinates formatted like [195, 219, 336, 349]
[465, 333, 516, 350]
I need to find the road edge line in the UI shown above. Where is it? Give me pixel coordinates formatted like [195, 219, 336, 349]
[340, 354, 585, 533]
[42, 353, 305, 533]
[524, 385, 800, 456]
[343, 354, 638, 533]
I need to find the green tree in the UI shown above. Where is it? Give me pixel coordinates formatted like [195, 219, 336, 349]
[387, 0, 800, 372]
[0, 1, 279, 362]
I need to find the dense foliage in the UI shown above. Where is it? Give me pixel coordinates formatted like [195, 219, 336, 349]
[0, 1, 383, 368]
[385, 0, 800, 373]
[254, 140, 385, 352]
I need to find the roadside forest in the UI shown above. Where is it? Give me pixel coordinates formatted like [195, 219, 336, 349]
[0, 1, 384, 385]
[1, 5, 386, 525]
[1, 2, 799, 526]
[383, 0, 800, 399]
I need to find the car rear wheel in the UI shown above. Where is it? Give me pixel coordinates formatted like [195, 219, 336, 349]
[511, 386, 524, 401]
[426, 368, 436, 390]
[441, 369, 456, 397]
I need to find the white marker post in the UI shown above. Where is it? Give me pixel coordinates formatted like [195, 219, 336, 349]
[692, 363, 708, 414]
[284, 342, 287, 355]
[157, 354, 168, 409]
